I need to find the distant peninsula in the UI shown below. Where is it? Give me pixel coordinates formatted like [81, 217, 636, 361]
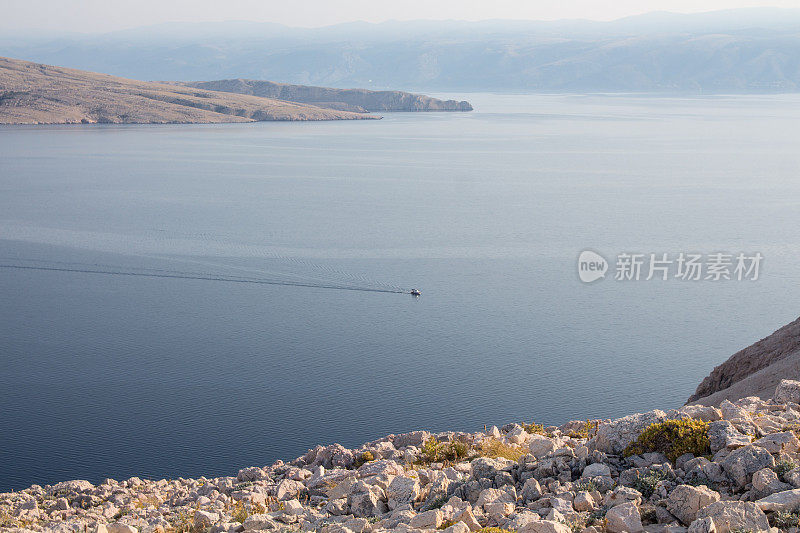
[0, 57, 380, 125]
[175, 79, 474, 113]
[0, 57, 473, 125]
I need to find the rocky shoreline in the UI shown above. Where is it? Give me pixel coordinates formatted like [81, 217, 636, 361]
[6, 381, 800, 533]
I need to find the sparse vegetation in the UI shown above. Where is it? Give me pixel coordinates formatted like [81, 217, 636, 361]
[632, 468, 670, 498]
[623, 418, 710, 462]
[685, 475, 719, 492]
[773, 459, 796, 479]
[353, 450, 375, 468]
[230, 500, 267, 524]
[522, 422, 546, 435]
[567, 420, 599, 439]
[587, 507, 608, 527]
[422, 495, 448, 511]
[574, 479, 599, 492]
[477, 438, 525, 461]
[419, 437, 473, 464]
[438, 519, 458, 530]
[769, 510, 800, 528]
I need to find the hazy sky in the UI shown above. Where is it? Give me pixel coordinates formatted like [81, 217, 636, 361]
[2, 0, 798, 32]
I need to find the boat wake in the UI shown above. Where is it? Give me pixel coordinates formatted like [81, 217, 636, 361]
[0, 258, 411, 295]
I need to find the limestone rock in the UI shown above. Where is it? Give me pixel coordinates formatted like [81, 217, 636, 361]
[751, 468, 792, 497]
[605, 502, 644, 533]
[753, 431, 800, 454]
[518, 520, 571, 533]
[665, 484, 720, 525]
[528, 435, 557, 458]
[387, 474, 420, 509]
[582, 463, 611, 478]
[409, 509, 443, 529]
[719, 445, 775, 488]
[775, 379, 800, 404]
[695, 501, 769, 533]
[590, 410, 668, 455]
[755, 488, 800, 512]
[707, 421, 751, 453]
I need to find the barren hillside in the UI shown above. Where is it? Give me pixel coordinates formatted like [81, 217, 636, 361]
[0, 57, 379, 124]
[688, 316, 800, 405]
[177, 79, 473, 112]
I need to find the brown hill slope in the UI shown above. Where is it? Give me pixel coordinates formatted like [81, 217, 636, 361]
[0, 57, 379, 124]
[177, 79, 473, 112]
[688, 315, 800, 405]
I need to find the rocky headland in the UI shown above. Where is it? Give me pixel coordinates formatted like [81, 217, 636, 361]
[6, 378, 800, 533]
[689, 317, 800, 407]
[0, 57, 380, 124]
[175, 80, 473, 113]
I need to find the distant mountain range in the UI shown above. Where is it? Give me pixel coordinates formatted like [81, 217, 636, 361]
[3, 8, 800, 93]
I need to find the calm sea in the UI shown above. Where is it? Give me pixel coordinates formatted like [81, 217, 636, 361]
[2, 94, 800, 490]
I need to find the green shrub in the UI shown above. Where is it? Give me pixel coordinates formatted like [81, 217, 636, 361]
[632, 468, 670, 499]
[423, 495, 448, 510]
[421, 437, 444, 463]
[522, 422, 546, 435]
[773, 459, 796, 479]
[623, 418, 710, 462]
[685, 475, 719, 492]
[769, 510, 800, 528]
[574, 479, 599, 493]
[442, 439, 471, 462]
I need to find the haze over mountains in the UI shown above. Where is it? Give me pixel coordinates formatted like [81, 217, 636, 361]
[3, 8, 800, 93]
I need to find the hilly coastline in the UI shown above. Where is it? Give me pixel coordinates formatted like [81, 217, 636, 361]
[176, 80, 473, 113]
[5, 379, 800, 532]
[688, 316, 800, 407]
[0, 57, 379, 124]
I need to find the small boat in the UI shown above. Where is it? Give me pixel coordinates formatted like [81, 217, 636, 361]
[410, 289, 421, 296]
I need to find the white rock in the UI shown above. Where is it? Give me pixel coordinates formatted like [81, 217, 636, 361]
[753, 431, 800, 454]
[242, 514, 281, 531]
[518, 520, 571, 533]
[695, 501, 769, 533]
[387, 474, 420, 509]
[528, 435, 557, 458]
[756, 488, 800, 512]
[441, 521, 471, 533]
[454, 507, 482, 531]
[590, 410, 668, 455]
[107, 524, 138, 533]
[409, 509, 443, 529]
[582, 463, 611, 478]
[720, 444, 775, 488]
[275, 478, 305, 500]
[775, 379, 800, 404]
[752, 468, 792, 497]
[521, 477, 543, 502]
[666, 485, 721, 525]
[282, 499, 304, 515]
[574, 491, 596, 512]
[605, 502, 644, 533]
[475, 488, 514, 508]
[507, 426, 530, 445]
[194, 510, 219, 529]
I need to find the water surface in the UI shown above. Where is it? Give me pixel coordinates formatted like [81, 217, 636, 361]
[2, 94, 800, 490]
